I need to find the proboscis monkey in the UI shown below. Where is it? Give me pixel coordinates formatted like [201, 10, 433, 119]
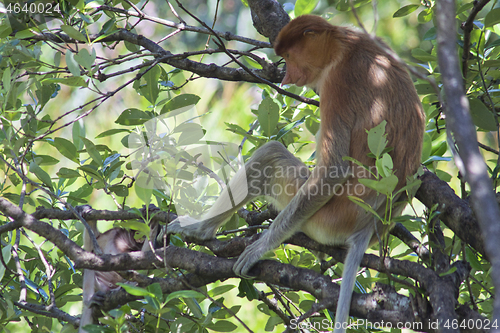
[168, 15, 425, 332]
[79, 217, 158, 333]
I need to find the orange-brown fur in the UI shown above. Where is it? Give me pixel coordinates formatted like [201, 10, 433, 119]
[274, 15, 424, 245]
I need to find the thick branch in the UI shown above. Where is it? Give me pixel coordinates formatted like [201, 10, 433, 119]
[416, 171, 486, 257]
[75, 232, 470, 331]
[247, 0, 290, 44]
[0, 198, 85, 261]
[436, 0, 500, 326]
[30, 29, 283, 84]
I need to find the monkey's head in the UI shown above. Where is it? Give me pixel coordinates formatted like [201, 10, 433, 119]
[274, 15, 345, 89]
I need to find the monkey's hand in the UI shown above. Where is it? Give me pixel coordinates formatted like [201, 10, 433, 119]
[89, 290, 107, 308]
[233, 236, 269, 278]
[167, 215, 215, 240]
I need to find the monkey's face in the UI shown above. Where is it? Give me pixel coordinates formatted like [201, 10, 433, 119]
[281, 46, 315, 87]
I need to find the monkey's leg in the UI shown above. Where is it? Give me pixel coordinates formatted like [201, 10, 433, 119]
[168, 141, 310, 239]
[333, 193, 408, 333]
[332, 225, 373, 333]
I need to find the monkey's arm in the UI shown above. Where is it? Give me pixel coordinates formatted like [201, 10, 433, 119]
[234, 114, 352, 277]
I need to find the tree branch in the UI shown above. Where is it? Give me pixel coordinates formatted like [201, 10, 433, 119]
[436, 0, 500, 326]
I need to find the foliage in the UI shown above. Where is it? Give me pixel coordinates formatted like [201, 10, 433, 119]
[0, 0, 498, 332]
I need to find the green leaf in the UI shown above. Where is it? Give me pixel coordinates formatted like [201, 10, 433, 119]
[41, 77, 87, 87]
[53, 137, 78, 162]
[165, 290, 205, 304]
[173, 122, 205, 145]
[206, 320, 238, 332]
[103, 154, 121, 169]
[72, 120, 85, 151]
[465, 247, 483, 271]
[141, 65, 160, 104]
[116, 283, 154, 297]
[213, 305, 241, 319]
[421, 132, 432, 163]
[414, 83, 435, 95]
[294, 0, 319, 16]
[68, 184, 93, 202]
[411, 48, 436, 62]
[2, 69, 11, 92]
[456, 3, 474, 14]
[73, 48, 96, 71]
[423, 27, 437, 41]
[264, 317, 283, 331]
[422, 156, 451, 164]
[57, 167, 81, 179]
[484, 59, 500, 67]
[0, 24, 13, 38]
[29, 162, 53, 189]
[54, 51, 61, 67]
[161, 94, 201, 116]
[115, 108, 151, 126]
[0, 244, 12, 281]
[396, 178, 422, 196]
[96, 128, 130, 138]
[61, 25, 86, 42]
[305, 116, 320, 135]
[375, 153, 393, 178]
[469, 98, 497, 131]
[148, 283, 163, 303]
[439, 266, 457, 277]
[486, 39, 500, 51]
[34, 84, 52, 110]
[108, 184, 128, 197]
[258, 98, 280, 137]
[184, 297, 203, 318]
[276, 117, 306, 141]
[33, 155, 59, 166]
[78, 165, 103, 180]
[208, 285, 235, 298]
[418, 8, 433, 23]
[115, 221, 150, 240]
[238, 279, 258, 301]
[367, 120, 387, 158]
[348, 196, 382, 220]
[125, 40, 140, 52]
[135, 183, 153, 205]
[82, 138, 103, 165]
[393, 4, 420, 17]
[65, 51, 81, 77]
[359, 174, 398, 195]
[343, 156, 369, 170]
[485, 8, 500, 27]
[93, 29, 120, 44]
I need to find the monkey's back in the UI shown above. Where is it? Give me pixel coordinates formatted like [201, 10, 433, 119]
[302, 30, 425, 246]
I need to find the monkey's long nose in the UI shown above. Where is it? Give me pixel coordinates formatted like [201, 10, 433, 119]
[281, 72, 293, 85]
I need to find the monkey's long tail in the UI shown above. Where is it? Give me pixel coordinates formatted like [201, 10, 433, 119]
[333, 226, 373, 333]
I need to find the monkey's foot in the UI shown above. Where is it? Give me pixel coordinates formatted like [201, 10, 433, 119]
[233, 239, 266, 278]
[167, 215, 214, 240]
[89, 291, 106, 308]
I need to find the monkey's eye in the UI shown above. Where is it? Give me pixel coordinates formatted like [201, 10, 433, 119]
[284, 53, 290, 59]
